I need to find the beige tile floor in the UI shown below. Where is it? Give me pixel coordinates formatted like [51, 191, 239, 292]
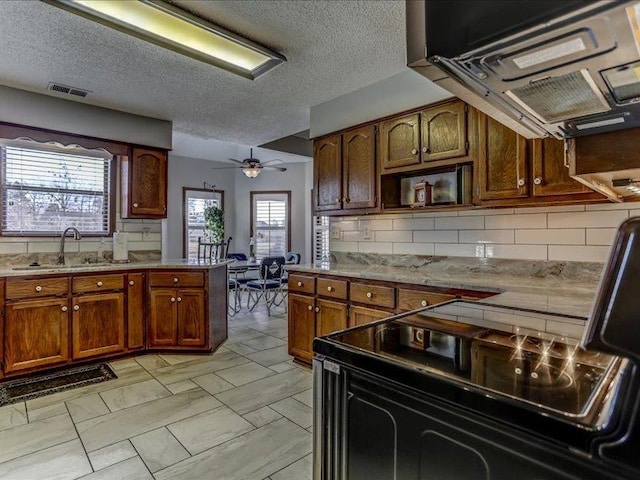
[0, 302, 313, 480]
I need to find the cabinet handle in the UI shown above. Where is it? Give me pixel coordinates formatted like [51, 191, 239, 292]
[96, 281, 103, 287]
[517, 178, 525, 187]
[327, 286, 334, 292]
[35, 285, 42, 292]
[73, 305, 79, 311]
[129, 280, 135, 286]
[345, 198, 350, 203]
[171, 297, 176, 303]
[177, 297, 182, 302]
[133, 202, 139, 208]
[297, 281, 303, 287]
[533, 177, 543, 185]
[61, 306, 68, 312]
[421, 300, 428, 307]
[422, 147, 428, 153]
[411, 149, 418, 155]
[335, 198, 340, 203]
[307, 305, 313, 311]
[173, 277, 179, 283]
[366, 292, 373, 298]
[315, 306, 320, 313]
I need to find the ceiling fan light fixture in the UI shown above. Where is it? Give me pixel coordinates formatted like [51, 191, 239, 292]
[44, 0, 286, 80]
[243, 167, 261, 178]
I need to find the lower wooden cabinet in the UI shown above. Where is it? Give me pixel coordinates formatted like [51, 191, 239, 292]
[149, 289, 206, 348]
[288, 293, 316, 363]
[316, 299, 348, 337]
[4, 297, 70, 373]
[127, 273, 145, 349]
[349, 305, 390, 327]
[72, 292, 125, 360]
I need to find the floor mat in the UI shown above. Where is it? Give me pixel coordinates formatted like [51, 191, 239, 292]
[0, 363, 117, 406]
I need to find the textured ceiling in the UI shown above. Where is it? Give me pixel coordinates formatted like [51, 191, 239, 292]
[0, 0, 407, 146]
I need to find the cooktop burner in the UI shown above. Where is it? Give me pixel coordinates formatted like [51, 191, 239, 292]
[328, 300, 622, 427]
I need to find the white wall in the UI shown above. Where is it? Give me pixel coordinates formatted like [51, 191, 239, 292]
[163, 154, 313, 263]
[310, 69, 452, 138]
[0, 85, 172, 149]
[232, 162, 313, 263]
[329, 202, 640, 263]
[163, 155, 236, 260]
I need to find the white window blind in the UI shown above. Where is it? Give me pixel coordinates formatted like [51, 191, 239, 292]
[184, 189, 222, 258]
[252, 192, 289, 259]
[1, 142, 112, 235]
[313, 215, 329, 263]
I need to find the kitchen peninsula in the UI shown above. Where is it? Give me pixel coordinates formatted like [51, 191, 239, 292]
[0, 260, 229, 380]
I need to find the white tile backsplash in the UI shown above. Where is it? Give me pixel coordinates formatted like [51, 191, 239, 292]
[547, 210, 629, 228]
[485, 213, 547, 230]
[435, 216, 484, 230]
[330, 201, 640, 262]
[515, 229, 585, 245]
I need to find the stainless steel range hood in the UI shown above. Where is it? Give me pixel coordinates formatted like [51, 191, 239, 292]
[407, 0, 640, 139]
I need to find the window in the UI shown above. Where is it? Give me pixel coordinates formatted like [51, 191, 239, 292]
[251, 191, 290, 259]
[1, 141, 113, 235]
[313, 215, 329, 263]
[183, 187, 223, 258]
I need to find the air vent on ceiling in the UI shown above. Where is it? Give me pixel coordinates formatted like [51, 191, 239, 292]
[47, 82, 90, 98]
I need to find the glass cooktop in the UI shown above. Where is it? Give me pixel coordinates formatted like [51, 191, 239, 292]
[328, 300, 623, 427]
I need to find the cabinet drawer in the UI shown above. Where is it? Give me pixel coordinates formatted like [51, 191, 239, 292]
[397, 289, 455, 311]
[350, 282, 395, 309]
[73, 274, 124, 294]
[288, 274, 315, 295]
[149, 272, 204, 288]
[6, 277, 68, 300]
[316, 277, 348, 300]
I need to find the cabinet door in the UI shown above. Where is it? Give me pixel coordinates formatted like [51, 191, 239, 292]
[0, 281, 4, 379]
[149, 289, 178, 347]
[316, 299, 348, 337]
[176, 290, 206, 347]
[314, 135, 342, 211]
[72, 292, 125, 359]
[531, 138, 595, 197]
[477, 113, 528, 201]
[288, 293, 315, 363]
[4, 298, 69, 373]
[349, 305, 390, 327]
[421, 101, 467, 162]
[126, 147, 168, 218]
[127, 273, 145, 350]
[380, 114, 420, 170]
[342, 125, 377, 210]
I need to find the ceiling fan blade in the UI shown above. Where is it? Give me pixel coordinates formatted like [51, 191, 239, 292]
[262, 166, 287, 172]
[211, 166, 242, 170]
[226, 158, 246, 165]
[261, 159, 284, 166]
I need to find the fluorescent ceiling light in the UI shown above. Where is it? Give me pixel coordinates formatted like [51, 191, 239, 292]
[44, 0, 286, 80]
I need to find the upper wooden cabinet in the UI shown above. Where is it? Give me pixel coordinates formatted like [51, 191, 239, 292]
[313, 126, 377, 214]
[121, 147, 168, 218]
[421, 101, 467, 162]
[380, 100, 469, 173]
[379, 113, 420, 170]
[314, 135, 342, 212]
[476, 112, 529, 202]
[342, 125, 376, 210]
[531, 138, 597, 197]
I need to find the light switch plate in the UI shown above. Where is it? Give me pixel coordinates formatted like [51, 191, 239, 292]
[360, 221, 371, 240]
[330, 226, 342, 240]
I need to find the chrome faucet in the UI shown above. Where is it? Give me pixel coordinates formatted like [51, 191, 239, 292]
[57, 227, 81, 265]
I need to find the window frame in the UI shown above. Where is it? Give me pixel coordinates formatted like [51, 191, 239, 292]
[182, 187, 225, 258]
[250, 190, 291, 259]
[0, 143, 117, 238]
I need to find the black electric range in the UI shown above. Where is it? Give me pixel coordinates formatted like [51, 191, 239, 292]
[312, 218, 640, 480]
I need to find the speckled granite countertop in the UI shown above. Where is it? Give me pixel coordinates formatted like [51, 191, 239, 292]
[287, 258, 603, 319]
[0, 259, 231, 277]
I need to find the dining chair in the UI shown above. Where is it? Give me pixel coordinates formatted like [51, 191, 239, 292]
[275, 251, 302, 308]
[246, 256, 286, 316]
[228, 277, 241, 316]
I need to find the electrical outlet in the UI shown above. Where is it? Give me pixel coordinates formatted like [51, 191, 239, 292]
[360, 221, 371, 240]
[330, 226, 342, 240]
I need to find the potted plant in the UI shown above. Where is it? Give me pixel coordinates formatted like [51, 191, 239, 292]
[203, 205, 224, 243]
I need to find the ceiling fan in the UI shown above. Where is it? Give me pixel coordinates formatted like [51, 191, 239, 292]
[212, 148, 287, 178]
